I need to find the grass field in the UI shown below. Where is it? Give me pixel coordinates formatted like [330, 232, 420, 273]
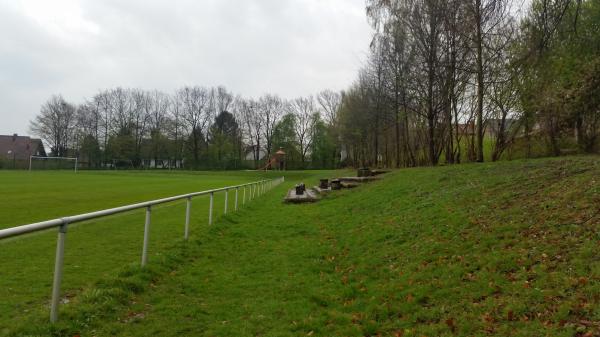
[3, 158, 600, 336]
[0, 169, 331, 335]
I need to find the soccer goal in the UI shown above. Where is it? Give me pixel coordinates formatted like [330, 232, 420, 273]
[29, 156, 78, 172]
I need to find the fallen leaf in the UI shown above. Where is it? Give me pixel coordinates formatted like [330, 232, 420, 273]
[445, 317, 457, 333]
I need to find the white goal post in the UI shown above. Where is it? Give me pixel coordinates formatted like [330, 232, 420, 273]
[29, 156, 78, 172]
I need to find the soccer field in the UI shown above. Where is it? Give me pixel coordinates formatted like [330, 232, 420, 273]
[0, 170, 296, 330]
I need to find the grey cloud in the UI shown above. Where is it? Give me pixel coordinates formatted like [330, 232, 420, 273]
[0, 0, 372, 135]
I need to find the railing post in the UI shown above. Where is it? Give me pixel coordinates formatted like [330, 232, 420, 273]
[235, 187, 239, 211]
[224, 189, 229, 214]
[50, 222, 67, 323]
[184, 197, 191, 240]
[141, 206, 151, 267]
[243, 186, 246, 205]
[209, 192, 214, 225]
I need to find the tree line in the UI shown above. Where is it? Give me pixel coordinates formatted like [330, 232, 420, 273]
[339, 0, 600, 167]
[30, 0, 600, 170]
[30, 87, 342, 169]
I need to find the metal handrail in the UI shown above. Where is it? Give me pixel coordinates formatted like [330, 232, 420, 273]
[0, 176, 285, 323]
[0, 179, 279, 240]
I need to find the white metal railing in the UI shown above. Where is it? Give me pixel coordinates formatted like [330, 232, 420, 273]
[0, 176, 285, 323]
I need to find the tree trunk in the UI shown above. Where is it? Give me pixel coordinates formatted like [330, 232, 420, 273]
[475, 0, 485, 163]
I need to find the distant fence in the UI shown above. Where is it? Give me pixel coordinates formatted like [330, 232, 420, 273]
[0, 176, 284, 323]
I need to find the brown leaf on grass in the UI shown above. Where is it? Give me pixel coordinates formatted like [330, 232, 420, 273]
[445, 317, 457, 333]
[579, 320, 600, 327]
[485, 325, 495, 334]
[341, 275, 349, 284]
[394, 331, 403, 337]
[507, 310, 515, 321]
[464, 272, 476, 281]
[482, 312, 494, 324]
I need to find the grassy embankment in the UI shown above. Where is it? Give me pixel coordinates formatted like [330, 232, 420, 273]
[4, 158, 600, 336]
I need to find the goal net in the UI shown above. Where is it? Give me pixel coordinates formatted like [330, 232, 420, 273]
[29, 156, 78, 172]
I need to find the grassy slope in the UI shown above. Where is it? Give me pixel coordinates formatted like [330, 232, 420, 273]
[7, 158, 600, 336]
[0, 170, 321, 333]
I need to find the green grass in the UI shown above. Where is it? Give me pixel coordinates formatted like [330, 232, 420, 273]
[0, 169, 330, 335]
[3, 158, 600, 336]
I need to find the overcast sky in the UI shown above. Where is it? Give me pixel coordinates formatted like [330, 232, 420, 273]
[0, 0, 373, 136]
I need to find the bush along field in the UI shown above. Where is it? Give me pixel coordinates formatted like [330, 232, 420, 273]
[5, 157, 600, 336]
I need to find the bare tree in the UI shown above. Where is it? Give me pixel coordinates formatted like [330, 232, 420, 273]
[215, 86, 234, 115]
[108, 87, 132, 135]
[30, 95, 77, 156]
[316, 90, 342, 126]
[288, 96, 318, 165]
[238, 97, 263, 166]
[406, 0, 446, 165]
[258, 94, 284, 161]
[466, 0, 510, 162]
[167, 92, 185, 166]
[177, 86, 210, 163]
[131, 89, 150, 165]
